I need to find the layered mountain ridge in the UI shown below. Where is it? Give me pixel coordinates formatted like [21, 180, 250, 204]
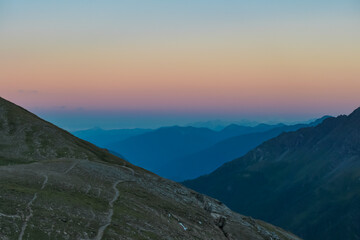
[104, 120, 326, 181]
[166, 117, 328, 181]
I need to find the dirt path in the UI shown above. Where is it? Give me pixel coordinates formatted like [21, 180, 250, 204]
[18, 175, 48, 240]
[64, 161, 78, 174]
[18, 193, 37, 240]
[85, 184, 92, 194]
[94, 180, 124, 240]
[0, 212, 20, 219]
[120, 165, 134, 176]
[41, 175, 48, 189]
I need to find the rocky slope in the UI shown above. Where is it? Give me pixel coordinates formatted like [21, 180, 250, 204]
[0, 97, 300, 240]
[184, 107, 360, 240]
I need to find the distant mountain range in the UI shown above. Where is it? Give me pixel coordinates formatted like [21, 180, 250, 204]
[105, 123, 290, 178]
[72, 127, 152, 147]
[184, 119, 260, 130]
[101, 118, 327, 181]
[166, 116, 328, 181]
[0, 97, 299, 240]
[184, 108, 360, 240]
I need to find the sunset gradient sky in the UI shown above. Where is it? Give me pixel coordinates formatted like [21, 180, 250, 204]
[1, 0, 359, 129]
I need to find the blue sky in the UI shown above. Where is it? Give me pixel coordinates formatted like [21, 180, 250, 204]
[1, 0, 359, 129]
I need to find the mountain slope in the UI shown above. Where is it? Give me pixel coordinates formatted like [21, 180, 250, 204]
[184, 108, 360, 240]
[163, 119, 327, 181]
[0, 97, 299, 240]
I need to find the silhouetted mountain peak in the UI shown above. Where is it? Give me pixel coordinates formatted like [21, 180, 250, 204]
[349, 106, 360, 119]
[309, 115, 332, 125]
[221, 124, 246, 132]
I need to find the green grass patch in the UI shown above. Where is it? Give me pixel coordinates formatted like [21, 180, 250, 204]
[0, 156, 35, 166]
[38, 187, 108, 212]
[0, 118, 4, 131]
[0, 181, 39, 195]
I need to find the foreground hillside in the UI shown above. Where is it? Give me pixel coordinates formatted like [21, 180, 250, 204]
[185, 107, 360, 240]
[0, 97, 300, 240]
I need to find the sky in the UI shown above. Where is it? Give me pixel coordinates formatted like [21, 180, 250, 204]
[0, 0, 359, 129]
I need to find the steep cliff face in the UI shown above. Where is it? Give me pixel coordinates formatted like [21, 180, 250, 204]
[185, 107, 360, 240]
[0, 97, 300, 240]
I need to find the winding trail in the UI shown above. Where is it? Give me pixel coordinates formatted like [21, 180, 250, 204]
[0, 212, 20, 219]
[94, 180, 124, 240]
[18, 175, 48, 240]
[85, 209, 96, 229]
[90, 210, 96, 220]
[41, 175, 48, 190]
[18, 193, 37, 240]
[120, 165, 134, 176]
[64, 161, 78, 174]
[96, 188, 102, 198]
[85, 184, 92, 194]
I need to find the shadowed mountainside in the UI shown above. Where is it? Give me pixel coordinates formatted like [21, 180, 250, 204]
[184, 108, 360, 240]
[0, 97, 300, 240]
